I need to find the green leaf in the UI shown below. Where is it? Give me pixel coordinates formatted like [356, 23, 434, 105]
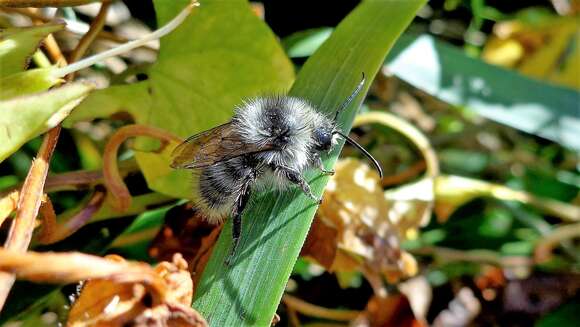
[536, 298, 580, 327]
[283, 27, 333, 58]
[280, 30, 580, 151]
[65, 0, 295, 199]
[0, 23, 64, 77]
[0, 68, 61, 100]
[192, 1, 426, 325]
[0, 83, 93, 163]
[387, 34, 580, 151]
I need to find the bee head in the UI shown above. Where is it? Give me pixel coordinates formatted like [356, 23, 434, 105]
[313, 126, 334, 152]
[327, 72, 384, 178]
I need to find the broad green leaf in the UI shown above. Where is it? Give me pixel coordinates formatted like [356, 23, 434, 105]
[0, 23, 63, 77]
[283, 27, 332, 58]
[0, 83, 93, 163]
[192, 1, 426, 326]
[387, 34, 580, 151]
[65, 0, 294, 199]
[0, 68, 60, 100]
[281, 29, 580, 151]
[537, 299, 580, 327]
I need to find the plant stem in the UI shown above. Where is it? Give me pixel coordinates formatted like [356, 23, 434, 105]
[54, 1, 198, 78]
[103, 124, 181, 211]
[283, 294, 360, 321]
[0, 126, 61, 310]
[0, 0, 99, 7]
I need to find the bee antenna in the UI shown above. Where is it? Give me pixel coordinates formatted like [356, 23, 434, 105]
[333, 130, 383, 178]
[333, 72, 366, 122]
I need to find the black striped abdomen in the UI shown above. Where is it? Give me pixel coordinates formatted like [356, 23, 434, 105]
[196, 156, 258, 221]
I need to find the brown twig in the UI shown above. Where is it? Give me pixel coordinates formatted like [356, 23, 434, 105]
[0, 1, 112, 309]
[411, 246, 504, 266]
[38, 188, 106, 244]
[535, 223, 580, 263]
[25, 8, 67, 65]
[360, 265, 388, 298]
[0, 191, 19, 228]
[0, 7, 157, 52]
[0, 249, 166, 301]
[282, 294, 360, 322]
[286, 304, 302, 327]
[381, 161, 426, 187]
[0, 126, 61, 310]
[37, 195, 57, 242]
[66, 0, 111, 81]
[103, 124, 181, 212]
[410, 246, 534, 269]
[0, 0, 100, 7]
[46, 160, 138, 192]
[0, 160, 138, 195]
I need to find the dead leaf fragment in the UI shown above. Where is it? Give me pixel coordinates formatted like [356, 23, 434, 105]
[149, 203, 223, 295]
[351, 294, 426, 327]
[68, 253, 206, 327]
[304, 158, 420, 285]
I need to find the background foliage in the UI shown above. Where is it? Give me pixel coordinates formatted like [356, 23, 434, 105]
[0, 0, 578, 326]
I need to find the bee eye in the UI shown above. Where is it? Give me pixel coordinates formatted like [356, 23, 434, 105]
[313, 128, 332, 151]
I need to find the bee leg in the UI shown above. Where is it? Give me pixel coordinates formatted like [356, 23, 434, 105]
[225, 182, 252, 266]
[278, 165, 321, 204]
[313, 153, 334, 176]
[319, 161, 335, 176]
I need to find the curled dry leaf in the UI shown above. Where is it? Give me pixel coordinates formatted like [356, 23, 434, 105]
[0, 248, 206, 326]
[149, 203, 222, 295]
[302, 158, 419, 284]
[68, 253, 207, 327]
[351, 294, 426, 327]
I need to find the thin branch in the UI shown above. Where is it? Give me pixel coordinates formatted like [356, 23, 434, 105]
[360, 265, 388, 298]
[25, 8, 67, 65]
[381, 160, 426, 187]
[0, 7, 157, 52]
[0, 126, 61, 310]
[411, 246, 504, 266]
[354, 112, 439, 178]
[54, 0, 199, 78]
[0, 1, 106, 309]
[103, 124, 181, 212]
[110, 227, 160, 248]
[535, 223, 580, 263]
[282, 294, 360, 322]
[0, 160, 137, 202]
[37, 188, 106, 244]
[0, 249, 166, 301]
[0, 191, 19, 228]
[65, 0, 111, 81]
[0, 0, 100, 7]
[410, 246, 534, 269]
[37, 195, 57, 243]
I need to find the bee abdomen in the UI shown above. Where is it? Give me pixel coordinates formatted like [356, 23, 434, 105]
[196, 157, 255, 222]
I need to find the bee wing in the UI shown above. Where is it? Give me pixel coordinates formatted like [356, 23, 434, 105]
[170, 123, 272, 169]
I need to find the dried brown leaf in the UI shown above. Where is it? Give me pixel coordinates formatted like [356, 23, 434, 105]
[149, 203, 222, 295]
[305, 158, 420, 283]
[0, 249, 206, 326]
[68, 253, 207, 327]
[351, 294, 425, 327]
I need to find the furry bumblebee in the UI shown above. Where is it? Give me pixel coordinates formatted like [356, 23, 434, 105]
[171, 74, 382, 262]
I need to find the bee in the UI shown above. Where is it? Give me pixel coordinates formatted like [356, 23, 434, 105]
[170, 74, 382, 263]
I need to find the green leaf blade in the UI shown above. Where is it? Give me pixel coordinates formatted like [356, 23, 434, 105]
[0, 23, 64, 77]
[0, 83, 93, 163]
[387, 34, 580, 151]
[192, 1, 426, 326]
